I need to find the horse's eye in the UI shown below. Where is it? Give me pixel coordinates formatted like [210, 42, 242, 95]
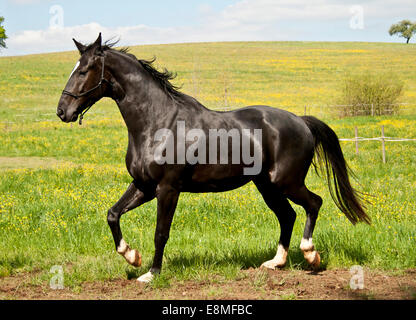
[79, 70, 88, 76]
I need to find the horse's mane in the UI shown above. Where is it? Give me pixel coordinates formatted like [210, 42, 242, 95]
[89, 39, 185, 103]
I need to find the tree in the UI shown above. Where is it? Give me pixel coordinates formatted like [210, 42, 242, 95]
[389, 20, 416, 44]
[0, 16, 7, 49]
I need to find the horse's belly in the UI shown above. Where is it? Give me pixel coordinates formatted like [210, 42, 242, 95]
[181, 172, 252, 193]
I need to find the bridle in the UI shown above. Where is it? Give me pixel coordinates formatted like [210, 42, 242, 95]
[62, 55, 110, 125]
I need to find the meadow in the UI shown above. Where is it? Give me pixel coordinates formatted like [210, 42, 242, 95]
[0, 41, 415, 291]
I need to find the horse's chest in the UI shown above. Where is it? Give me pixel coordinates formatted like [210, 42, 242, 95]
[125, 142, 155, 182]
[126, 151, 144, 179]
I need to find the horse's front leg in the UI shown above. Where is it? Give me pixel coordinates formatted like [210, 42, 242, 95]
[107, 182, 154, 267]
[137, 184, 179, 283]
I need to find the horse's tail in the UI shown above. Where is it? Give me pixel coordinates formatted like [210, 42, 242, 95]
[301, 115, 370, 225]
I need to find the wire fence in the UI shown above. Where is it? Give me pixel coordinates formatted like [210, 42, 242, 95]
[215, 101, 416, 118]
[339, 125, 416, 164]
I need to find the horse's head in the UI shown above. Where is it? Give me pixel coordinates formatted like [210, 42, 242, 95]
[57, 33, 110, 123]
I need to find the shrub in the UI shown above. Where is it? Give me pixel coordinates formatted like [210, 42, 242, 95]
[338, 72, 404, 117]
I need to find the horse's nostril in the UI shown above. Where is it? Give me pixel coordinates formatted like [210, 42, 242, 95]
[57, 108, 64, 116]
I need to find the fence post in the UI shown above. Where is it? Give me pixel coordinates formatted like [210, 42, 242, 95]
[304, 105, 307, 116]
[371, 103, 374, 117]
[224, 87, 228, 108]
[355, 126, 359, 155]
[381, 125, 386, 163]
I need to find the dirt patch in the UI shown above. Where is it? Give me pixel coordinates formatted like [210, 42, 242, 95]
[1, 268, 415, 300]
[0, 157, 73, 170]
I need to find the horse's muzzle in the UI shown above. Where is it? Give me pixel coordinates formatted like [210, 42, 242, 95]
[56, 107, 78, 123]
[56, 108, 65, 119]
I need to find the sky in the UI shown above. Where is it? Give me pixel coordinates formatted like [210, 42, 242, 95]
[0, 0, 415, 56]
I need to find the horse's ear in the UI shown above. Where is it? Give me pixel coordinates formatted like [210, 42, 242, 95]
[93, 32, 102, 53]
[73, 39, 86, 55]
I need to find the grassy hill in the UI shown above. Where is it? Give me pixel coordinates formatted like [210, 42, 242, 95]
[1, 41, 416, 123]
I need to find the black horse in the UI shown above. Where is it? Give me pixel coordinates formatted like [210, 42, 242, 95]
[57, 34, 370, 283]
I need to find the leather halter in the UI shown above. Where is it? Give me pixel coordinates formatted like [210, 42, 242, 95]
[62, 56, 110, 124]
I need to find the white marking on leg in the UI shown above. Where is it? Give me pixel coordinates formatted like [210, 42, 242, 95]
[275, 244, 288, 264]
[125, 249, 135, 263]
[117, 238, 128, 254]
[125, 249, 141, 266]
[300, 237, 320, 267]
[300, 237, 314, 252]
[137, 269, 158, 283]
[117, 238, 141, 267]
[261, 244, 288, 269]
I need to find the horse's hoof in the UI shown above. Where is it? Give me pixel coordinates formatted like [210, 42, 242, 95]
[137, 271, 154, 283]
[303, 250, 320, 269]
[126, 249, 141, 267]
[261, 259, 285, 270]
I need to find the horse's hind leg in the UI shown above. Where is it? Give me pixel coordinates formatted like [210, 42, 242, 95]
[107, 182, 155, 267]
[286, 185, 322, 268]
[255, 181, 296, 269]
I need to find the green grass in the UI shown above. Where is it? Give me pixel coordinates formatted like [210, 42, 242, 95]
[0, 41, 415, 289]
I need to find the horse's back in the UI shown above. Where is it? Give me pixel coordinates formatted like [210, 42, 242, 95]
[224, 105, 313, 150]
[226, 105, 315, 186]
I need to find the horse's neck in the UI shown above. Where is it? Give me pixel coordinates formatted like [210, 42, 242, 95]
[116, 94, 178, 132]
[107, 50, 209, 133]
[109, 57, 178, 131]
